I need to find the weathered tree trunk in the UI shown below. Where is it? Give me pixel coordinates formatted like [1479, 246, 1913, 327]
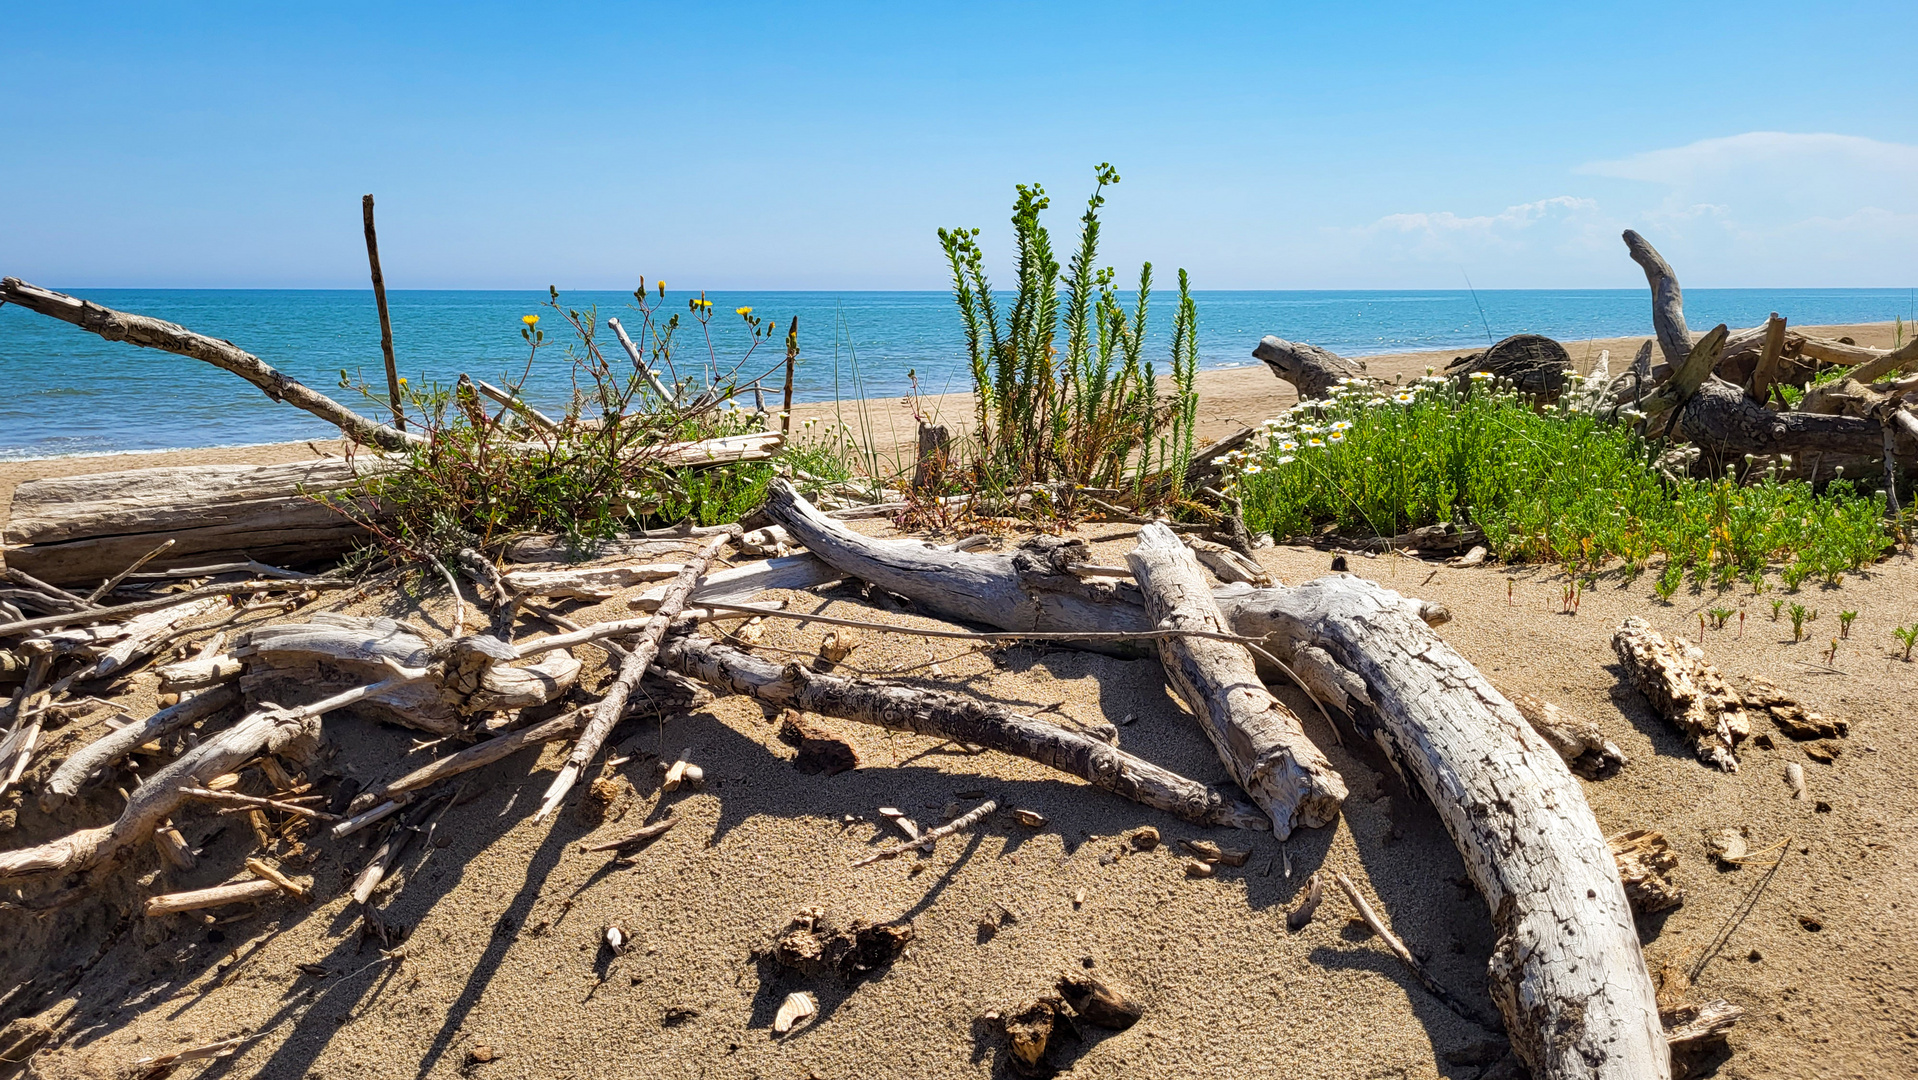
[1445, 334, 1575, 401]
[0, 277, 420, 451]
[1224, 576, 1669, 1079]
[765, 479, 1668, 1078]
[1253, 336, 1366, 400]
[1125, 524, 1345, 837]
[3, 459, 390, 585]
[1679, 378, 1897, 460]
[656, 631, 1268, 830]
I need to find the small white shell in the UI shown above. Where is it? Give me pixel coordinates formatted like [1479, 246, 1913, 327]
[774, 991, 817, 1034]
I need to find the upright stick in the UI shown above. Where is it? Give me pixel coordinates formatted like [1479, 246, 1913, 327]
[362, 194, 405, 431]
[782, 316, 798, 435]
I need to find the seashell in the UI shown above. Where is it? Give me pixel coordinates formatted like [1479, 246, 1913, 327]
[773, 991, 817, 1034]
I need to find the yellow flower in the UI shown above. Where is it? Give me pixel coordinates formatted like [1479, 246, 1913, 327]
[398, 377, 408, 386]
[522, 315, 539, 326]
[736, 306, 753, 317]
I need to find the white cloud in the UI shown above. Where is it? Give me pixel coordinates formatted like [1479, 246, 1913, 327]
[1578, 132, 1918, 189]
[1309, 133, 1918, 286]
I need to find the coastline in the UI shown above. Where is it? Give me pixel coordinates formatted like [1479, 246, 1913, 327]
[0, 320, 1900, 512]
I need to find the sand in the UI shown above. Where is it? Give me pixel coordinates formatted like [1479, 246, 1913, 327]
[2, 323, 1915, 1080]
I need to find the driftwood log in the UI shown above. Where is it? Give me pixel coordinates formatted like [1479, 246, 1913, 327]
[41, 684, 241, 810]
[1252, 337, 1366, 400]
[3, 459, 389, 586]
[1620, 232, 1912, 468]
[764, 479, 1668, 1077]
[1125, 524, 1345, 837]
[1446, 334, 1575, 401]
[656, 631, 1267, 829]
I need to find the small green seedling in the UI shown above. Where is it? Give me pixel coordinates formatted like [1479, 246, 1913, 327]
[1895, 624, 1918, 661]
[1707, 607, 1734, 630]
[1789, 603, 1809, 641]
[1770, 599, 1785, 621]
[1839, 610, 1857, 639]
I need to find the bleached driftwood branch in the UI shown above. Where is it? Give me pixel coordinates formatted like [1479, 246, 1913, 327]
[1126, 523, 1345, 837]
[0, 277, 420, 451]
[657, 631, 1268, 829]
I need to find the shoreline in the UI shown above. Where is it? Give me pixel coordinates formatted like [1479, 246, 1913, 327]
[0, 321, 1901, 510]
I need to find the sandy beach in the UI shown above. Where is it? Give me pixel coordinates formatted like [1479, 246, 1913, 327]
[1, 321, 1914, 1080]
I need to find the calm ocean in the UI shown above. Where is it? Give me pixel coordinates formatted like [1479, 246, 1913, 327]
[2, 288, 1912, 459]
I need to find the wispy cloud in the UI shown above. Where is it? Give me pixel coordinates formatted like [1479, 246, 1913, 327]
[1315, 133, 1918, 285]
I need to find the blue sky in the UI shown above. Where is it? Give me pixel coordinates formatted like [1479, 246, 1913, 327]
[4, 1, 1914, 290]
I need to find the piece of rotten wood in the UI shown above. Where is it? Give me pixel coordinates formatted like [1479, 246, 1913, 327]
[1126, 522, 1345, 838]
[1613, 617, 1747, 771]
[1507, 690, 1627, 780]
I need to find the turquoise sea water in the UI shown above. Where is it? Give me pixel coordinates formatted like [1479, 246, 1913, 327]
[2, 288, 1912, 459]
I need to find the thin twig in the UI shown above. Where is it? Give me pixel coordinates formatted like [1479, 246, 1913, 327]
[433, 559, 466, 638]
[1332, 871, 1502, 1032]
[0, 579, 342, 638]
[853, 799, 996, 867]
[181, 787, 342, 822]
[87, 539, 177, 604]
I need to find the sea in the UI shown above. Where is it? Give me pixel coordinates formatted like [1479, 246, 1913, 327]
[2, 288, 1912, 460]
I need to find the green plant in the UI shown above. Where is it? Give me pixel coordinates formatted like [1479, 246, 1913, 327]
[1894, 623, 1918, 661]
[1746, 568, 1768, 595]
[1771, 598, 1785, 621]
[322, 283, 792, 564]
[1839, 610, 1858, 638]
[1781, 560, 1812, 591]
[1655, 561, 1684, 602]
[1229, 374, 1893, 579]
[1707, 607, 1734, 629]
[1789, 602, 1809, 641]
[938, 164, 1197, 501]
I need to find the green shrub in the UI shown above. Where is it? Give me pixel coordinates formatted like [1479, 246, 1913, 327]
[1230, 374, 1892, 580]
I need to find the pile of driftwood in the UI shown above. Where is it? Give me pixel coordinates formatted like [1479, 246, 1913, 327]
[1, 258, 1862, 1077]
[1255, 231, 1918, 496]
[2, 470, 1789, 1078]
